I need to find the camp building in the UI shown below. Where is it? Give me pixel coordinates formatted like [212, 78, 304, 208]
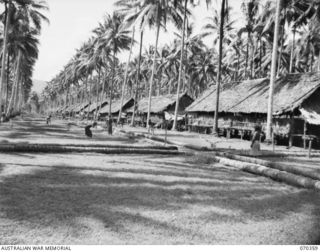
[186, 72, 320, 148]
[127, 93, 194, 127]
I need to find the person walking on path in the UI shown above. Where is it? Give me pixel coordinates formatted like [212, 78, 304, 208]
[250, 125, 262, 156]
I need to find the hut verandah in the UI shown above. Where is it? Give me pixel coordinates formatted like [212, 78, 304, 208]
[186, 72, 320, 148]
[127, 93, 194, 129]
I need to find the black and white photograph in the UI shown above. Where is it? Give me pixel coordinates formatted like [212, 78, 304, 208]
[0, 0, 320, 248]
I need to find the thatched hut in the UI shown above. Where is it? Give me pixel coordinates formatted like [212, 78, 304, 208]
[186, 73, 320, 147]
[99, 98, 134, 119]
[73, 102, 90, 115]
[127, 93, 194, 127]
[85, 99, 109, 118]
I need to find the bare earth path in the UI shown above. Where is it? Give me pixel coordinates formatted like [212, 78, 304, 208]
[0, 116, 319, 244]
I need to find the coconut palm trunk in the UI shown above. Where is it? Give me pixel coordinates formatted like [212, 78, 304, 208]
[131, 31, 144, 126]
[97, 71, 107, 117]
[147, 13, 161, 130]
[118, 27, 135, 124]
[94, 68, 101, 121]
[6, 50, 22, 117]
[266, 0, 281, 141]
[277, 23, 285, 76]
[108, 49, 116, 135]
[5, 54, 10, 113]
[86, 74, 92, 120]
[172, 0, 187, 131]
[0, 3, 11, 117]
[213, 0, 226, 135]
[289, 28, 296, 73]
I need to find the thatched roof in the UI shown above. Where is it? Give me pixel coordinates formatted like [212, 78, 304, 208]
[99, 97, 134, 115]
[65, 103, 80, 113]
[73, 102, 90, 113]
[87, 99, 109, 113]
[299, 88, 320, 125]
[186, 72, 320, 116]
[127, 93, 191, 114]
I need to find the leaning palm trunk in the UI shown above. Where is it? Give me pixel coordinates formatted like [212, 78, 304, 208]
[0, 3, 11, 117]
[147, 16, 161, 130]
[131, 31, 144, 126]
[213, 0, 226, 135]
[172, 0, 187, 131]
[266, 0, 281, 140]
[118, 27, 135, 124]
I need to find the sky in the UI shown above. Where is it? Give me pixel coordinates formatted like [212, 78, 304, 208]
[33, 0, 244, 85]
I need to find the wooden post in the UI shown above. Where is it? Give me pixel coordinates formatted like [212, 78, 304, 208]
[288, 117, 293, 149]
[303, 120, 307, 149]
[308, 138, 312, 158]
[227, 128, 231, 139]
[272, 131, 275, 152]
[164, 121, 167, 146]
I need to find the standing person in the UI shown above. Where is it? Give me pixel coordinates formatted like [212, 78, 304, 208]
[85, 121, 97, 138]
[250, 125, 262, 156]
[46, 114, 51, 125]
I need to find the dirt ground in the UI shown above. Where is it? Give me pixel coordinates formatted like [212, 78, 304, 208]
[0, 116, 320, 244]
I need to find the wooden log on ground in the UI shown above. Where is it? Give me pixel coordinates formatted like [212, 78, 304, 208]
[214, 151, 320, 181]
[216, 157, 320, 190]
[0, 144, 181, 155]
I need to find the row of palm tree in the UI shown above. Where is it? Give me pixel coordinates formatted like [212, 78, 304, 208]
[0, 0, 49, 120]
[42, 0, 320, 134]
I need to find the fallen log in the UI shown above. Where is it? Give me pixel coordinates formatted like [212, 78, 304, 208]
[214, 151, 320, 181]
[216, 157, 320, 190]
[0, 143, 181, 155]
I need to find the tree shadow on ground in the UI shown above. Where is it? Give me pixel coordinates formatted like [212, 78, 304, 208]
[0, 156, 320, 244]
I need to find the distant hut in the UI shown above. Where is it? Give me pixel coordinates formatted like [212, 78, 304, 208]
[99, 97, 134, 121]
[73, 102, 90, 116]
[85, 99, 109, 119]
[127, 93, 194, 128]
[186, 72, 320, 148]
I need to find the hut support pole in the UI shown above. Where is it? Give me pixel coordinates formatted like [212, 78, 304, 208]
[266, 0, 281, 141]
[288, 116, 293, 149]
[303, 120, 307, 149]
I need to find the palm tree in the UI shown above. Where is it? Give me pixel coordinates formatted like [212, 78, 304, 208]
[212, 0, 227, 135]
[97, 13, 131, 134]
[0, 0, 48, 118]
[130, 0, 184, 130]
[266, 0, 281, 141]
[172, 0, 193, 131]
[238, 0, 259, 79]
